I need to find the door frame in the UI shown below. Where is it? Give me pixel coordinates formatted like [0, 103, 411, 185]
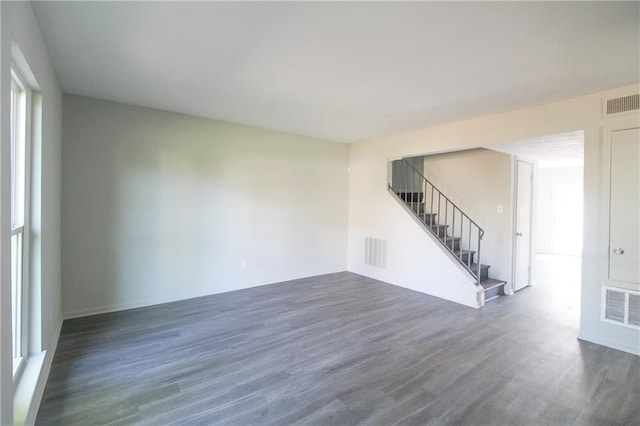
[511, 158, 534, 293]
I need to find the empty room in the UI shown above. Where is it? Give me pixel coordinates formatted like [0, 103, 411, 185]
[1, 1, 639, 425]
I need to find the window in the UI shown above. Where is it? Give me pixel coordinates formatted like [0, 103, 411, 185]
[11, 69, 29, 377]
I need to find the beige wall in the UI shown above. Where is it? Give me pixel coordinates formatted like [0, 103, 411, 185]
[62, 95, 349, 317]
[423, 149, 513, 283]
[348, 84, 640, 354]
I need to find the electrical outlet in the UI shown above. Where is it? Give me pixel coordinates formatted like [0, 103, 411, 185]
[241, 259, 247, 269]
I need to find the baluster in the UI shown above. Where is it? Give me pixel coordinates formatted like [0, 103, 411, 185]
[476, 228, 482, 284]
[468, 219, 472, 267]
[430, 183, 434, 227]
[452, 207, 456, 251]
[437, 192, 441, 235]
[405, 161, 410, 205]
[444, 200, 448, 248]
[420, 173, 427, 221]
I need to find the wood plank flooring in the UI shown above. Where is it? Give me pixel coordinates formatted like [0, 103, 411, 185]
[37, 270, 639, 425]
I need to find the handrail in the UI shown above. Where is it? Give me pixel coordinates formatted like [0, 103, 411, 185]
[389, 158, 484, 285]
[400, 159, 485, 237]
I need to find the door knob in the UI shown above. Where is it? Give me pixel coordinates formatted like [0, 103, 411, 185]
[613, 247, 625, 255]
[516, 232, 523, 237]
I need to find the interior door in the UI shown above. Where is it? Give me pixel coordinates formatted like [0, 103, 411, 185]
[514, 160, 533, 291]
[609, 127, 639, 285]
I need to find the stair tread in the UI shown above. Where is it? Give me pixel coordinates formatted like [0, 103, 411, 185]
[480, 278, 507, 291]
[469, 263, 490, 270]
[453, 249, 475, 255]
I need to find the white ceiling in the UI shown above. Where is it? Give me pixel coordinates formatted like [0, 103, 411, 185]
[32, 1, 639, 143]
[485, 131, 584, 165]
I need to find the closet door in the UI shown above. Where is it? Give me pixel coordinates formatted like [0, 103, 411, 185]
[609, 127, 639, 285]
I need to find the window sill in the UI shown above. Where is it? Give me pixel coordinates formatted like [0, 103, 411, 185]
[13, 351, 46, 426]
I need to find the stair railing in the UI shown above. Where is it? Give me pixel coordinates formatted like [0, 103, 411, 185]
[388, 159, 484, 286]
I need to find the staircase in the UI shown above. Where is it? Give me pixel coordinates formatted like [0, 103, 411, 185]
[390, 160, 506, 305]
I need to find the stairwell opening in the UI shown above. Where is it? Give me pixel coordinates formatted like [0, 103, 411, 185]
[390, 130, 586, 311]
[389, 149, 509, 304]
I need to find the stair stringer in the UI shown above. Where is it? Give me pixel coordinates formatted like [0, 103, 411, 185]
[347, 191, 480, 309]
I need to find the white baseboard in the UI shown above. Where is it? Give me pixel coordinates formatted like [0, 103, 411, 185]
[64, 270, 349, 320]
[578, 332, 640, 356]
[63, 286, 238, 319]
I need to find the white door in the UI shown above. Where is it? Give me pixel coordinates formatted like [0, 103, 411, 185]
[609, 128, 640, 285]
[514, 160, 533, 291]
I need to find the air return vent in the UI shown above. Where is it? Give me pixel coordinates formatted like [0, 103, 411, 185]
[602, 286, 640, 329]
[364, 237, 387, 268]
[603, 93, 639, 117]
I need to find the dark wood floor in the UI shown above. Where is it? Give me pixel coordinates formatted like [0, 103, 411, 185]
[37, 267, 639, 425]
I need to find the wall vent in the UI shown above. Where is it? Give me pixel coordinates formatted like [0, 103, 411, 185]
[601, 286, 640, 329]
[364, 237, 387, 268]
[603, 93, 639, 117]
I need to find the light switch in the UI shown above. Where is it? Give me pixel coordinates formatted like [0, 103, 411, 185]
[497, 205, 504, 214]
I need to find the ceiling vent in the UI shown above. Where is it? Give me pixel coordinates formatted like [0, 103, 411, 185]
[602, 286, 640, 329]
[603, 93, 639, 118]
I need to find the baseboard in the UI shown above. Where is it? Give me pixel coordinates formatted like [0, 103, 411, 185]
[578, 332, 640, 356]
[14, 317, 63, 426]
[64, 270, 349, 320]
[64, 286, 253, 319]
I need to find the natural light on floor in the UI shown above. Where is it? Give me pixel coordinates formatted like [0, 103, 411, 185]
[534, 253, 582, 326]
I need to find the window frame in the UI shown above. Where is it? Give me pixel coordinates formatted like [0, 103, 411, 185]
[10, 68, 31, 380]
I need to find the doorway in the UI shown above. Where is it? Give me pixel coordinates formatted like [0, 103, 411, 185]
[534, 160, 584, 317]
[484, 131, 584, 318]
[551, 181, 583, 256]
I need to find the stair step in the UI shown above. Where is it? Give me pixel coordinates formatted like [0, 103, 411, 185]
[440, 236, 461, 251]
[469, 263, 490, 280]
[406, 203, 428, 215]
[397, 192, 424, 203]
[480, 278, 506, 291]
[420, 213, 438, 223]
[404, 202, 440, 218]
[480, 278, 507, 302]
[453, 249, 475, 264]
[430, 223, 449, 237]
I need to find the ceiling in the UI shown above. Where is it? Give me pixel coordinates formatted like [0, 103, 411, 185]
[32, 1, 639, 143]
[485, 131, 584, 166]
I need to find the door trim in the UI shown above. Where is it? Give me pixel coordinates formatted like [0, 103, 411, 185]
[511, 158, 534, 293]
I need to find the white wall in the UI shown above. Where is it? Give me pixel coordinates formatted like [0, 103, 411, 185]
[347, 84, 640, 354]
[62, 95, 349, 317]
[423, 149, 513, 283]
[0, 1, 63, 424]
